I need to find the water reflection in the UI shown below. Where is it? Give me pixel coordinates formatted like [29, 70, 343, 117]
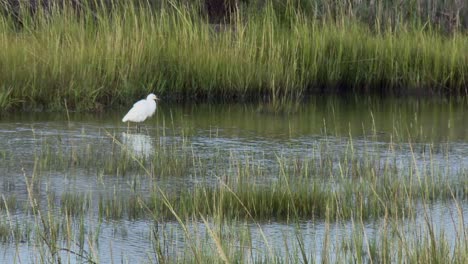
[121, 132, 154, 157]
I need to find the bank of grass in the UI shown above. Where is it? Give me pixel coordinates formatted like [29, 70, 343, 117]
[0, 1, 467, 111]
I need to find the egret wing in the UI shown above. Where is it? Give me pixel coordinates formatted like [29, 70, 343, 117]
[122, 99, 148, 122]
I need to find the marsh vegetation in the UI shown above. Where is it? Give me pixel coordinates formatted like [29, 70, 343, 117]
[0, 1, 467, 263]
[0, 99, 467, 263]
[0, 0, 467, 111]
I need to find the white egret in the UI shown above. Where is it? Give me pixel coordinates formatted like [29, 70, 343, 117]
[122, 93, 160, 132]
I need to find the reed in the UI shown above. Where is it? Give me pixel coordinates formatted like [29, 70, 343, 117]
[0, 1, 466, 111]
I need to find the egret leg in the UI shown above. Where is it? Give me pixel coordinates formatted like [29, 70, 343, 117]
[136, 124, 140, 133]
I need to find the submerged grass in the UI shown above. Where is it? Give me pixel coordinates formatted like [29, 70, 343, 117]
[0, 109, 466, 262]
[0, 1, 467, 111]
[71, 165, 466, 222]
[0, 167, 466, 262]
[1, 125, 466, 223]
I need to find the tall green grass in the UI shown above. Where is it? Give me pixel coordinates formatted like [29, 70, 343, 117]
[0, 1, 466, 111]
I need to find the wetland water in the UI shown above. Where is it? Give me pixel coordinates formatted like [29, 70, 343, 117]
[0, 97, 467, 263]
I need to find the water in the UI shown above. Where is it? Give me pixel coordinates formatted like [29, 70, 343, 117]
[0, 97, 467, 262]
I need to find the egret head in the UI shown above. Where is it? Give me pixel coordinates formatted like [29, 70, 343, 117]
[147, 93, 160, 101]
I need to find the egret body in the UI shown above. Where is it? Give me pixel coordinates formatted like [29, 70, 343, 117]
[122, 93, 159, 131]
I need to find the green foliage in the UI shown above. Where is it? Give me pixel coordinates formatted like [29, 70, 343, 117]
[0, 1, 466, 111]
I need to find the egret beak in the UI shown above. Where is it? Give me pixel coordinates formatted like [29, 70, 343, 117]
[155, 96, 160, 101]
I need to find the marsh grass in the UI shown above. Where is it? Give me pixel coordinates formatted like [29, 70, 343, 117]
[2, 125, 465, 223]
[0, 195, 17, 212]
[70, 164, 466, 222]
[0, 1, 467, 111]
[0, 86, 17, 111]
[61, 192, 90, 216]
[0, 114, 466, 262]
[1, 164, 466, 262]
[141, 199, 467, 263]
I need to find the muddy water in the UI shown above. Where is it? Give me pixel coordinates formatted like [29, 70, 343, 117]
[0, 97, 467, 262]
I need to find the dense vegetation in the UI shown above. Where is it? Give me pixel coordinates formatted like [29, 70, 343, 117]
[0, 0, 467, 111]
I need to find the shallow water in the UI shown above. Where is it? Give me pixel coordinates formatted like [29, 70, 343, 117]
[0, 97, 467, 262]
